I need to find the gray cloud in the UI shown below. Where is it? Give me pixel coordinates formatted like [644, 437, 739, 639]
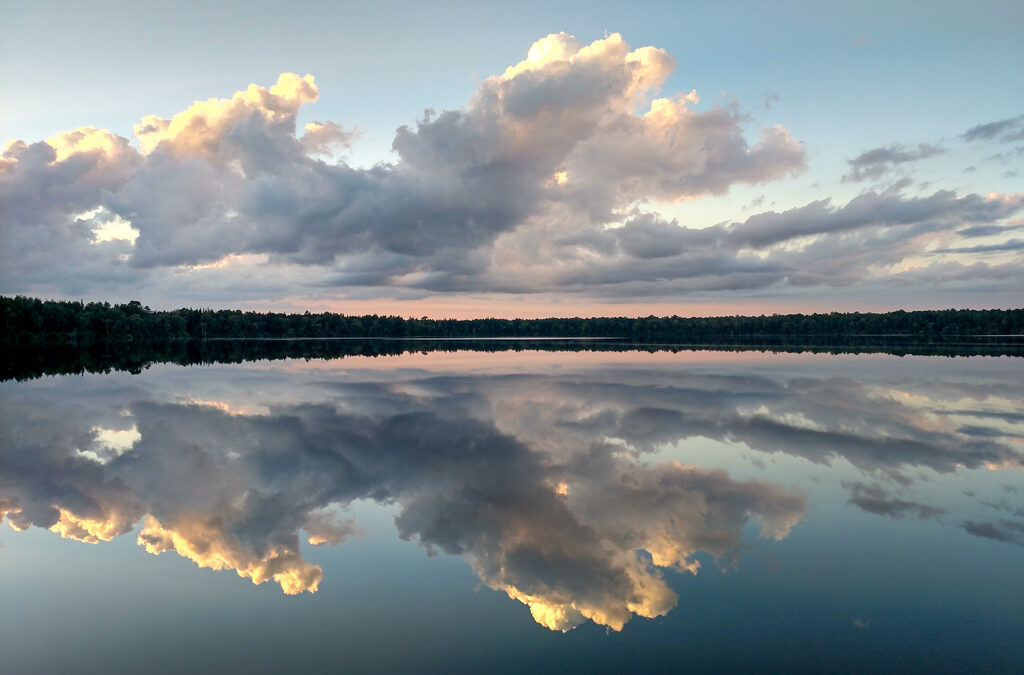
[724, 188, 1016, 249]
[843, 481, 945, 520]
[4, 35, 1022, 306]
[955, 223, 1024, 238]
[0, 132, 146, 295]
[963, 114, 1024, 143]
[5, 355, 1022, 629]
[299, 120, 357, 157]
[1, 366, 808, 630]
[961, 519, 1024, 545]
[843, 143, 945, 182]
[982, 146, 1024, 163]
[1, 34, 805, 301]
[535, 188, 1024, 296]
[931, 239, 1024, 254]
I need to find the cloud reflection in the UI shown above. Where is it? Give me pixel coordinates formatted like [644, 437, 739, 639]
[2, 356, 1022, 630]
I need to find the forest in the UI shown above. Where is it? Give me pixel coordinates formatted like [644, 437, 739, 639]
[3, 295, 1023, 344]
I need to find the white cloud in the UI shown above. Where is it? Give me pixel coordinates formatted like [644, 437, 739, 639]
[1, 33, 1020, 308]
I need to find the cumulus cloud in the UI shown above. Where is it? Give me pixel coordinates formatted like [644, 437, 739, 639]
[1, 130, 144, 293]
[299, 121, 357, 157]
[4, 33, 1022, 305]
[138, 514, 324, 594]
[1, 33, 813, 301]
[2, 363, 809, 625]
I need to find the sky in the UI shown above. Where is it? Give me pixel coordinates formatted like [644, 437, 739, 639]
[1, 0, 1022, 318]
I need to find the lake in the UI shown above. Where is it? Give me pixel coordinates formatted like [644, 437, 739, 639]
[2, 347, 1022, 673]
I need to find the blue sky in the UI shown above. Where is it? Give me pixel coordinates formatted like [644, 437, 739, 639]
[2, 0, 1022, 316]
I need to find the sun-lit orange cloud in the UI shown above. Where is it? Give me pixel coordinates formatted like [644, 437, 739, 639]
[133, 73, 317, 156]
[137, 515, 322, 595]
[48, 506, 138, 544]
[496, 558, 678, 632]
[45, 127, 132, 163]
[178, 253, 267, 272]
[984, 459, 1024, 471]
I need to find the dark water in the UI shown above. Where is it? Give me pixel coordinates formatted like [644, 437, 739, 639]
[2, 349, 1022, 673]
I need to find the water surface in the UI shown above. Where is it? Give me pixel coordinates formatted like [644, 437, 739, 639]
[2, 350, 1022, 672]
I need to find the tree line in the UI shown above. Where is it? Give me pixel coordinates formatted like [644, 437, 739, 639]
[3, 295, 1023, 345]
[4, 336, 1023, 382]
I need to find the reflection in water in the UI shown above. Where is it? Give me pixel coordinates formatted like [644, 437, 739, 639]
[2, 353, 1023, 632]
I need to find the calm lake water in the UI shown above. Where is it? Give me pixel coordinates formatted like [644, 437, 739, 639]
[2, 349, 1023, 673]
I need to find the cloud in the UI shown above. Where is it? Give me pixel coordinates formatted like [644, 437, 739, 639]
[1, 365, 808, 626]
[963, 114, 1024, 143]
[138, 514, 324, 594]
[724, 188, 1015, 248]
[955, 223, 1024, 238]
[4, 33, 1022, 306]
[961, 519, 1024, 545]
[843, 143, 945, 182]
[299, 121, 357, 157]
[530, 188, 1024, 296]
[1, 131, 144, 293]
[1, 33, 809, 301]
[842, 481, 945, 520]
[5, 355, 1024, 628]
[133, 73, 319, 156]
[982, 146, 1024, 163]
[303, 508, 361, 546]
[931, 239, 1024, 254]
